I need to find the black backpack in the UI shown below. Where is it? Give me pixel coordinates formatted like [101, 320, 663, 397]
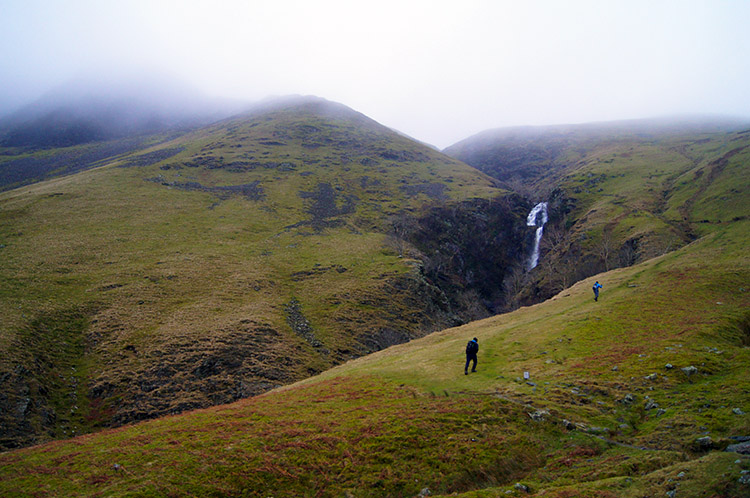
[466, 340, 478, 355]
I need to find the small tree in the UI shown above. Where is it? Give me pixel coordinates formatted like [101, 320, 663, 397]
[597, 230, 614, 271]
[386, 212, 416, 258]
[502, 263, 528, 310]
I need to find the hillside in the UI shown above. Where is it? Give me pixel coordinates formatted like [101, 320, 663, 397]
[0, 199, 747, 496]
[445, 119, 750, 305]
[0, 96, 524, 449]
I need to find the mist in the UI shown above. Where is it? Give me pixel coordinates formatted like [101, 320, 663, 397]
[2, 0, 749, 148]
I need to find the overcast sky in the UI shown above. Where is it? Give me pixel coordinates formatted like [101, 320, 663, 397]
[2, 0, 749, 147]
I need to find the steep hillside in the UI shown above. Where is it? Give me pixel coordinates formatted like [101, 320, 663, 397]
[0, 96, 526, 449]
[1, 207, 746, 497]
[446, 119, 750, 304]
[0, 132, 186, 192]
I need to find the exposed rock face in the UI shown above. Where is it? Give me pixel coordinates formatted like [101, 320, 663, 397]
[404, 196, 531, 317]
[285, 299, 328, 353]
[89, 320, 302, 426]
[726, 440, 750, 454]
[0, 308, 90, 449]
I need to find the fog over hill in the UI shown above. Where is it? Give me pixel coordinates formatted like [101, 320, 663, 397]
[0, 75, 245, 148]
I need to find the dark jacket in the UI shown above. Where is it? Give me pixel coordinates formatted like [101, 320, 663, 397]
[466, 339, 478, 356]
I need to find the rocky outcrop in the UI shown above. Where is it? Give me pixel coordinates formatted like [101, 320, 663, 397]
[401, 195, 532, 317]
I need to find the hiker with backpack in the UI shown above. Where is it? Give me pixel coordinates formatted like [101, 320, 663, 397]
[465, 337, 478, 375]
[593, 281, 602, 301]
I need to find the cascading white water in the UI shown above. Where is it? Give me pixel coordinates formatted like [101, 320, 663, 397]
[526, 202, 548, 270]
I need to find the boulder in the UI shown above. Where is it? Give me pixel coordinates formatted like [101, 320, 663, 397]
[528, 410, 549, 422]
[694, 436, 713, 451]
[645, 400, 659, 410]
[514, 482, 530, 493]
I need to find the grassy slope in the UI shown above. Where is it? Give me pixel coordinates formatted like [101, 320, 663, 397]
[0, 97, 501, 447]
[555, 127, 750, 254]
[0, 211, 747, 493]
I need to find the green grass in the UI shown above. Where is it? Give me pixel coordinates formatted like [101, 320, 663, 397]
[0, 215, 747, 496]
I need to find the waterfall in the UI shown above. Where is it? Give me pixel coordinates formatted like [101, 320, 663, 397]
[526, 202, 548, 270]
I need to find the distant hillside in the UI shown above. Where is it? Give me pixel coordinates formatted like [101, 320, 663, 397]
[443, 117, 748, 186]
[445, 118, 750, 305]
[0, 96, 528, 449]
[0, 77, 247, 192]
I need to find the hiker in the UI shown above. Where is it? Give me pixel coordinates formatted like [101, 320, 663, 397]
[465, 337, 478, 375]
[593, 281, 602, 301]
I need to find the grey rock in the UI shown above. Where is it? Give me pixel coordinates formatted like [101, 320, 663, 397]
[665, 363, 674, 369]
[726, 441, 750, 454]
[696, 436, 713, 450]
[656, 408, 667, 416]
[612, 366, 618, 371]
[644, 373, 658, 381]
[514, 482, 530, 493]
[681, 366, 698, 376]
[561, 419, 577, 430]
[528, 410, 549, 422]
[15, 397, 30, 418]
[732, 407, 745, 415]
[622, 393, 636, 405]
[740, 474, 750, 485]
[645, 400, 659, 410]
[418, 488, 431, 497]
[586, 426, 610, 435]
[666, 490, 676, 498]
